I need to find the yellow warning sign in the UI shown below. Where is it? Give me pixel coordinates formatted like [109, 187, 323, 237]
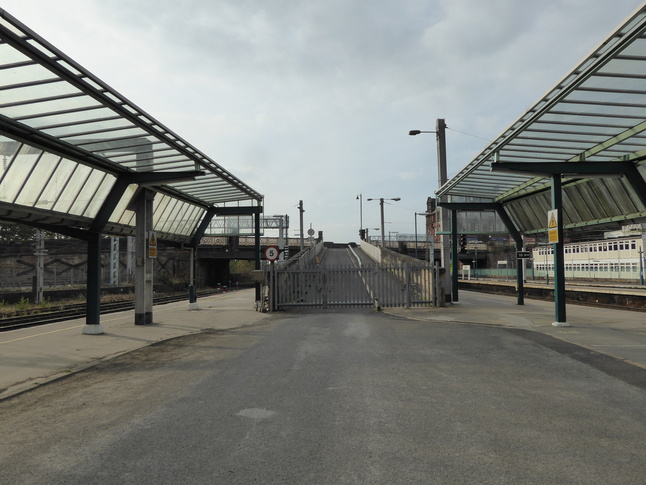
[548, 229, 559, 243]
[547, 210, 559, 229]
[148, 232, 157, 259]
[547, 210, 559, 243]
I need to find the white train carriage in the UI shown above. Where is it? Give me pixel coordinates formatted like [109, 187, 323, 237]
[532, 238, 644, 281]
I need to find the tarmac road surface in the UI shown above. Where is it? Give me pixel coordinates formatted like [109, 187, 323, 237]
[2, 309, 646, 484]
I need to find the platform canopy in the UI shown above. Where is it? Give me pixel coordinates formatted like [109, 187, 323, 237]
[437, 2, 646, 236]
[0, 9, 262, 244]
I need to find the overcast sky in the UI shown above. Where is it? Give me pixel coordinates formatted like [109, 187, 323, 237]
[3, 0, 643, 242]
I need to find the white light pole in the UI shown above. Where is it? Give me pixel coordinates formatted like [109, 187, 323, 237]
[367, 197, 400, 247]
[415, 212, 432, 259]
[356, 194, 363, 239]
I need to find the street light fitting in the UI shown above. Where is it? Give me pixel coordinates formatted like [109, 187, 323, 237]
[409, 130, 436, 136]
[367, 197, 400, 248]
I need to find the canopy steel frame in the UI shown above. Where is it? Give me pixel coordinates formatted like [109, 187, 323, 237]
[0, 9, 265, 333]
[439, 202, 525, 306]
[437, 2, 646, 235]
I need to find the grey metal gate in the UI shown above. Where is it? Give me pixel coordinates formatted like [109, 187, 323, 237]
[269, 262, 435, 310]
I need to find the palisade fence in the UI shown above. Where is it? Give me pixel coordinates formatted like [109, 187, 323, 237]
[265, 243, 436, 311]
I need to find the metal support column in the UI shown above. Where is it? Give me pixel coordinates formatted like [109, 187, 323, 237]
[83, 232, 105, 334]
[298, 200, 304, 251]
[450, 209, 459, 303]
[187, 246, 198, 310]
[436, 119, 451, 303]
[515, 241, 525, 306]
[380, 198, 386, 248]
[34, 229, 45, 304]
[255, 210, 261, 303]
[551, 175, 568, 326]
[135, 189, 155, 325]
[493, 205, 525, 306]
[109, 236, 119, 286]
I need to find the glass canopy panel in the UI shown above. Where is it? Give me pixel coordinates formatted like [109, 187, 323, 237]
[573, 182, 606, 220]
[164, 200, 199, 235]
[52, 163, 94, 213]
[531, 121, 621, 137]
[109, 186, 138, 228]
[563, 184, 595, 221]
[579, 74, 646, 92]
[82, 173, 116, 218]
[55, 127, 145, 146]
[152, 195, 173, 227]
[2, 63, 54, 87]
[18, 106, 113, 126]
[69, 171, 109, 216]
[608, 177, 644, 212]
[153, 194, 177, 230]
[37, 157, 79, 211]
[183, 206, 205, 236]
[118, 153, 184, 167]
[0, 41, 30, 64]
[173, 204, 198, 236]
[156, 199, 181, 234]
[155, 198, 181, 234]
[586, 179, 621, 215]
[5, 80, 81, 106]
[77, 135, 156, 153]
[46, 118, 135, 138]
[1, 95, 99, 119]
[566, 91, 646, 112]
[503, 147, 580, 158]
[0, 146, 39, 203]
[164, 200, 191, 234]
[1, 10, 262, 240]
[12, 151, 60, 207]
[556, 102, 646, 118]
[597, 58, 646, 77]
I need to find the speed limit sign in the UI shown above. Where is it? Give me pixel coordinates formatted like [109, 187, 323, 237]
[264, 246, 280, 262]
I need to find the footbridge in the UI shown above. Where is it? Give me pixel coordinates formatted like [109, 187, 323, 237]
[264, 241, 437, 311]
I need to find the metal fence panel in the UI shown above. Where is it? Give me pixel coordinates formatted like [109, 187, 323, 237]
[271, 263, 434, 310]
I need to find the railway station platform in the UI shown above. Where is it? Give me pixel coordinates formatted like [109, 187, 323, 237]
[1, 288, 646, 401]
[0, 289, 272, 401]
[459, 279, 646, 310]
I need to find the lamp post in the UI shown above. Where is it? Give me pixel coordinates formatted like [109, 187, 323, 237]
[356, 194, 363, 239]
[415, 212, 432, 259]
[367, 198, 400, 247]
[410, 118, 453, 303]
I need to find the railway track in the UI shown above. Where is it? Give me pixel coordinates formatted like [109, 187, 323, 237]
[0, 290, 224, 332]
[459, 280, 646, 312]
